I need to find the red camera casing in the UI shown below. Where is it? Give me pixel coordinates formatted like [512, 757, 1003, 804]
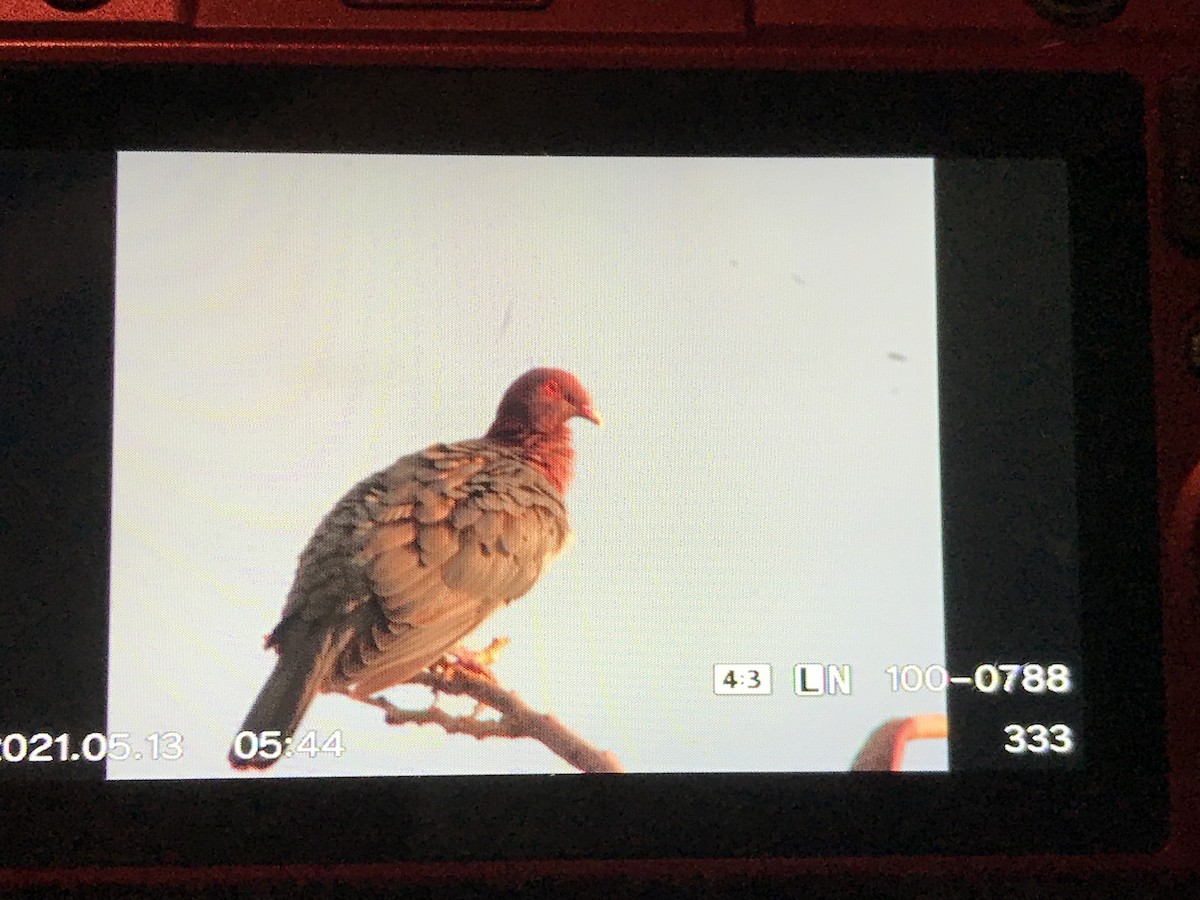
[2, 0, 1198, 893]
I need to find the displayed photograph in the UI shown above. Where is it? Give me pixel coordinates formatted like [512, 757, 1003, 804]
[107, 152, 946, 778]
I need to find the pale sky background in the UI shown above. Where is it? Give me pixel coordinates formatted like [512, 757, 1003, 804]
[108, 152, 947, 779]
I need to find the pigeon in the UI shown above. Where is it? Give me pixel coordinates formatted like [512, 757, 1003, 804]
[228, 368, 600, 769]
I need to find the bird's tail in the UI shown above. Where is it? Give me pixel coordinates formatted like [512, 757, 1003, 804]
[228, 624, 333, 770]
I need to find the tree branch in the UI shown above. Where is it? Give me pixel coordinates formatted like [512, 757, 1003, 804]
[372, 662, 625, 774]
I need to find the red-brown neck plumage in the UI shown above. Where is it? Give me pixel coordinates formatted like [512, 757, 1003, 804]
[484, 418, 575, 494]
[484, 368, 596, 495]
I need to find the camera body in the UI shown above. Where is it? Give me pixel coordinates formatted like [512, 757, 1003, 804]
[2, 0, 1200, 890]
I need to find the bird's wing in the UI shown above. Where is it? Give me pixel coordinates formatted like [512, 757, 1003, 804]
[274, 441, 570, 700]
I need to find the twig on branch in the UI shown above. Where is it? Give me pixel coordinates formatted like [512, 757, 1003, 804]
[372, 661, 625, 774]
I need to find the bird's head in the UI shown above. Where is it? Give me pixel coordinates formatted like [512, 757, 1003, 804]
[488, 368, 601, 440]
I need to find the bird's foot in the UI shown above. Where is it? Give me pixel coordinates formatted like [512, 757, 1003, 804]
[432, 637, 511, 684]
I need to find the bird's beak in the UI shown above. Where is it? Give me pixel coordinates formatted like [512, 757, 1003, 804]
[578, 403, 603, 428]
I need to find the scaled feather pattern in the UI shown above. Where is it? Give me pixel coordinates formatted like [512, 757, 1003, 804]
[229, 368, 600, 769]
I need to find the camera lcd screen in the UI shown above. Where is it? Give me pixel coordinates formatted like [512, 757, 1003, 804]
[0, 68, 1163, 864]
[108, 152, 951, 779]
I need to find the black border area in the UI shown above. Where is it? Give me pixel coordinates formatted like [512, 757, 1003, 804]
[937, 159, 1084, 770]
[0, 150, 114, 776]
[0, 68, 1164, 865]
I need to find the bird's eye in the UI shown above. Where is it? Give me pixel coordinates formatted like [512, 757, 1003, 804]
[541, 379, 562, 398]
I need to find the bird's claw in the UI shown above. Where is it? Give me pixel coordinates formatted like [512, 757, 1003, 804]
[432, 637, 511, 684]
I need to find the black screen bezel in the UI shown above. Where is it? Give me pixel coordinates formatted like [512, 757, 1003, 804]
[0, 67, 1163, 866]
